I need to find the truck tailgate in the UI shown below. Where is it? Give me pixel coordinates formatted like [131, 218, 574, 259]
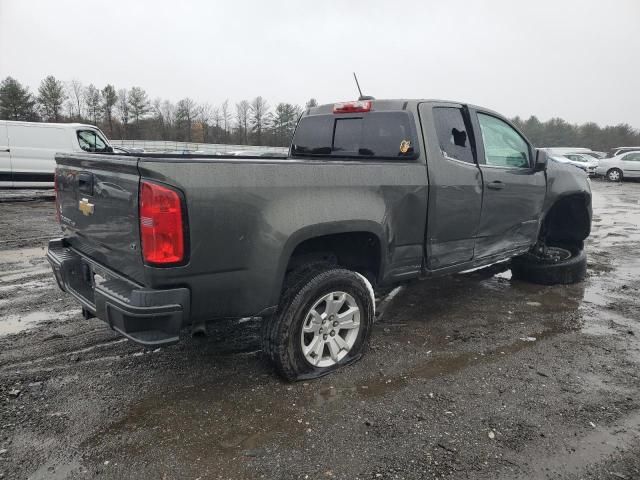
[55, 153, 145, 284]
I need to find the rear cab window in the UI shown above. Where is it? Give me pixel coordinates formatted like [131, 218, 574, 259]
[77, 129, 110, 152]
[291, 111, 419, 160]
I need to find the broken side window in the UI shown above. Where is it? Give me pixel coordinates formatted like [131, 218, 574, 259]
[433, 107, 475, 164]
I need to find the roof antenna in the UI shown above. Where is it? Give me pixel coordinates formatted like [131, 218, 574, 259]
[353, 72, 375, 101]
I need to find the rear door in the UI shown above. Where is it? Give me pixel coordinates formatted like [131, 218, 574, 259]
[620, 152, 640, 177]
[56, 153, 145, 283]
[0, 123, 11, 187]
[469, 109, 546, 259]
[419, 103, 483, 269]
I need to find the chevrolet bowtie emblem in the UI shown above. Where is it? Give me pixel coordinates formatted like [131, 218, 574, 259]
[78, 198, 95, 216]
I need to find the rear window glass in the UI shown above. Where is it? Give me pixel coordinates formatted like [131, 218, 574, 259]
[292, 111, 418, 159]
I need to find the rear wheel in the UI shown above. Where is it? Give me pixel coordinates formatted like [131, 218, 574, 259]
[607, 168, 623, 182]
[511, 243, 586, 285]
[262, 266, 374, 381]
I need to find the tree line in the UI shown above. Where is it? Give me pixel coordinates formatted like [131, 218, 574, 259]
[1, 75, 639, 151]
[0, 76, 315, 147]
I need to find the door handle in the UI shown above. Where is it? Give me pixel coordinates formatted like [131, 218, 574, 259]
[487, 181, 505, 190]
[0, 148, 9, 153]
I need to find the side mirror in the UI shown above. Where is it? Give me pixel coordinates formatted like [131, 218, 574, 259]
[534, 149, 548, 172]
[105, 146, 114, 153]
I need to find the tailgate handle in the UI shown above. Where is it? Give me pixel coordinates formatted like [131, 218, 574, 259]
[78, 172, 94, 196]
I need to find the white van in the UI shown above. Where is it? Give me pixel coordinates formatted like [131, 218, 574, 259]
[0, 120, 112, 188]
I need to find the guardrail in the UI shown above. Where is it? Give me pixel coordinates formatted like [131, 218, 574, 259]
[110, 140, 288, 155]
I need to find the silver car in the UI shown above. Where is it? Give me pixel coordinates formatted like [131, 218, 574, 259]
[554, 153, 599, 176]
[596, 151, 640, 181]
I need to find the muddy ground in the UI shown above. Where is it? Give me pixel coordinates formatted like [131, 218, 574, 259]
[1, 180, 639, 480]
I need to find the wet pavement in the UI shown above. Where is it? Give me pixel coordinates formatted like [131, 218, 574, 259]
[1, 180, 640, 479]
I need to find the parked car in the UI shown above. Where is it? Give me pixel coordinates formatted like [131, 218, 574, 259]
[575, 151, 606, 159]
[0, 120, 113, 188]
[605, 146, 640, 158]
[596, 151, 640, 181]
[47, 98, 592, 380]
[551, 153, 599, 176]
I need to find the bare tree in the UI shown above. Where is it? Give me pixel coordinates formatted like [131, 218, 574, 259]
[249, 96, 270, 145]
[235, 100, 250, 145]
[84, 84, 101, 125]
[161, 100, 175, 140]
[67, 79, 85, 121]
[197, 102, 213, 143]
[175, 97, 197, 142]
[212, 107, 222, 142]
[116, 88, 129, 138]
[221, 99, 231, 139]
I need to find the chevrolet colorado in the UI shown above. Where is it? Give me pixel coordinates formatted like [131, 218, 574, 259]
[47, 99, 592, 380]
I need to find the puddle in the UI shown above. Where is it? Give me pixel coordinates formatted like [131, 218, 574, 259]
[90, 379, 307, 478]
[514, 410, 640, 479]
[0, 310, 75, 336]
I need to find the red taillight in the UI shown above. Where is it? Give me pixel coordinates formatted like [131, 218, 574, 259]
[139, 180, 185, 265]
[54, 170, 60, 223]
[333, 100, 372, 114]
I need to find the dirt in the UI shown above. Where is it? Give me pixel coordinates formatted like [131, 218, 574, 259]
[1, 180, 640, 479]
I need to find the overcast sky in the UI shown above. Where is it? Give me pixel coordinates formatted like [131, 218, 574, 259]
[1, 0, 639, 127]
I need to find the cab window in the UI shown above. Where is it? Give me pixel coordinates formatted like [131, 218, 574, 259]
[477, 114, 530, 169]
[77, 130, 109, 152]
[291, 111, 419, 160]
[433, 107, 474, 164]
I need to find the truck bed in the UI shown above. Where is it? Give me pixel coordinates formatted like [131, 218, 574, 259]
[54, 152, 428, 323]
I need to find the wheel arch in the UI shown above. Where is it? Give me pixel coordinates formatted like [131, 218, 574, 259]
[539, 192, 592, 249]
[271, 221, 386, 305]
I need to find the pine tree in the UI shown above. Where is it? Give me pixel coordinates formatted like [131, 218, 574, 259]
[37, 75, 66, 122]
[101, 85, 118, 136]
[127, 86, 149, 139]
[0, 77, 36, 120]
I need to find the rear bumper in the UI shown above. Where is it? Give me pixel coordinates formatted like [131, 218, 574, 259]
[47, 238, 190, 346]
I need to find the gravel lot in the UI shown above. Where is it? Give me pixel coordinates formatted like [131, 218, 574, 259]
[1, 179, 639, 480]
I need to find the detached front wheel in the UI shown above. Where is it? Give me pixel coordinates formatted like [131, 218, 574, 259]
[511, 244, 587, 285]
[262, 267, 374, 381]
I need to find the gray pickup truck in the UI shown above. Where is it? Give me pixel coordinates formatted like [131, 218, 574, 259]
[47, 99, 591, 380]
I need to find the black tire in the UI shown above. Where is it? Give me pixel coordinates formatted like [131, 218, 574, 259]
[262, 266, 374, 381]
[511, 244, 587, 285]
[607, 168, 623, 182]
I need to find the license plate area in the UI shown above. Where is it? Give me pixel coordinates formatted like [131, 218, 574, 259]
[67, 259, 97, 306]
